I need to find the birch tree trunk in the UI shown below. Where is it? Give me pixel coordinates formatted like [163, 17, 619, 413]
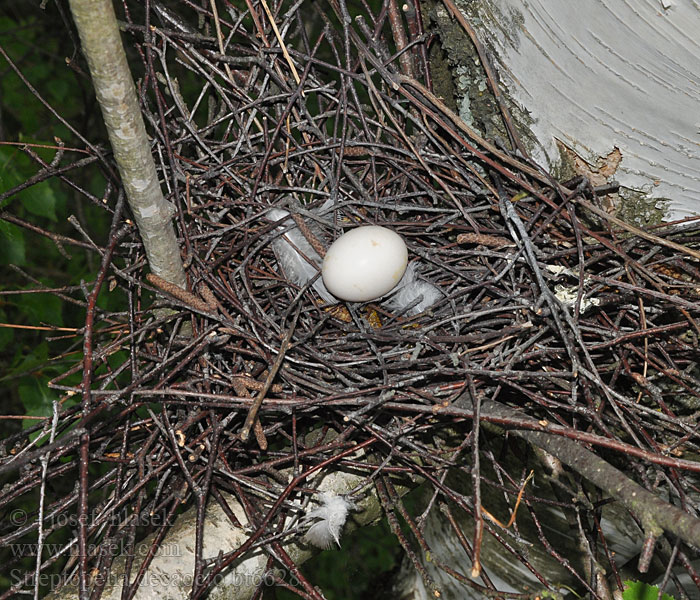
[46, 469, 390, 600]
[68, 0, 187, 290]
[393, 2, 700, 597]
[432, 0, 700, 221]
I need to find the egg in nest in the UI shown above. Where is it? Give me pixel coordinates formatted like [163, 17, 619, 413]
[322, 226, 408, 302]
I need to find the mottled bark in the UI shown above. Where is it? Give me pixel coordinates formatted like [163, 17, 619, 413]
[68, 0, 187, 290]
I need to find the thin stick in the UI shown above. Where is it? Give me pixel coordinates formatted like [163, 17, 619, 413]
[259, 0, 302, 89]
[574, 196, 700, 261]
[440, 0, 527, 157]
[480, 470, 535, 529]
[240, 305, 301, 442]
[0, 323, 79, 332]
[209, 0, 236, 87]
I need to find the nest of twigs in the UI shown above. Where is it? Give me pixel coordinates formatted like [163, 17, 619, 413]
[3, 0, 700, 598]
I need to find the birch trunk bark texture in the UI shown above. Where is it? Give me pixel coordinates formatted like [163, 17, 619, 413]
[434, 0, 700, 220]
[46, 469, 389, 600]
[68, 0, 187, 290]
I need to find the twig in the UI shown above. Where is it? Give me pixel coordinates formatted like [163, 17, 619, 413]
[240, 304, 301, 442]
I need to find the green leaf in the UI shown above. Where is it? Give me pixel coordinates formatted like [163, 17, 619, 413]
[18, 376, 61, 443]
[622, 580, 675, 600]
[0, 308, 13, 351]
[5, 341, 49, 380]
[0, 147, 27, 205]
[19, 180, 58, 221]
[0, 219, 26, 265]
[0, 147, 58, 221]
[50, 77, 71, 104]
[19, 376, 57, 420]
[15, 291, 64, 327]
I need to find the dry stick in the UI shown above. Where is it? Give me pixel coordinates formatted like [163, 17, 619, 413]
[456, 232, 514, 248]
[0, 323, 79, 333]
[231, 378, 268, 451]
[387, 0, 415, 78]
[259, 0, 302, 89]
[478, 399, 700, 569]
[375, 476, 441, 597]
[351, 17, 521, 190]
[403, 0, 430, 88]
[0, 148, 91, 206]
[1, 208, 97, 252]
[469, 376, 484, 579]
[382, 400, 700, 473]
[395, 74, 550, 186]
[241, 0, 323, 191]
[209, 0, 236, 87]
[360, 60, 467, 217]
[239, 305, 301, 442]
[574, 196, 700, 262]
[0, 46, 112, 179]
[479, 471, 534, 530]
[191, 437, 378, 599]
[76, 216, 129, 600]
[438, 502, 519, 597]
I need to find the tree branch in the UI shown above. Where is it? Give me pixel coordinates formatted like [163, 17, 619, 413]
[68, 0, 187, 290]
[473, 398, 700, 561]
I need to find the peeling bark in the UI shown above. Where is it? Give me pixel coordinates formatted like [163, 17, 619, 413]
[433, 0, 700, 220]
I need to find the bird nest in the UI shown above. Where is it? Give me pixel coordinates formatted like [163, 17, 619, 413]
[4, 0, 700, 598]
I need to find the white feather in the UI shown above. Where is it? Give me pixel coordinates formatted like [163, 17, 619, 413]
[385, 262, 442, 315]
[302, 492, 354, 549]
[267, 208, 336, 303]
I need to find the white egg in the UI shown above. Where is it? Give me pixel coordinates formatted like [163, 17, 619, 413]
[322, 226, 408, 302]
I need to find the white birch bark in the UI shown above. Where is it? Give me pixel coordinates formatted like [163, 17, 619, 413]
[47, 469, 386, 600]
[452, 0, 700, 219]
[52, 2, 700, 599]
